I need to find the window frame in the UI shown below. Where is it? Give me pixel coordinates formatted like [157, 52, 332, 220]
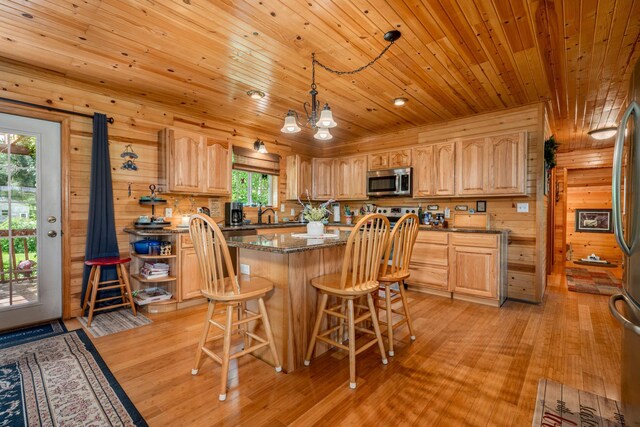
[232, 170, 277, 207]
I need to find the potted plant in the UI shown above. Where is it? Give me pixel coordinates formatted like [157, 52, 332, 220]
[298, 191, 333, 236]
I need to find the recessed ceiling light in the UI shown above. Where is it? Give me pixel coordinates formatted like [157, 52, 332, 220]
[587, 126, 617, 140]
[393, 97, 408, 106]
[247, 90, 265, 100]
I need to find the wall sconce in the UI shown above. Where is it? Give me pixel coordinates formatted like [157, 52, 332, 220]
[253, 139, 268, 154]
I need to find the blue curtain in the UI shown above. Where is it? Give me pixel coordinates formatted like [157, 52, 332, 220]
[80, 113, 120, 310]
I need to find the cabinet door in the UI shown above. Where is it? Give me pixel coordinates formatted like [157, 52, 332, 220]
[312, 158, 334, 199]
[412, 146, 434, 197]
[333, 158, 351, 199]
[488, 132, 527, 194]
[450, 246, 498, 299]
[388, 149, 411, 168]
[456, 138, 488, 195]
[299, 156, 312, 199]
[169, 130, 203, 193]
[202, 139, 231, 195]
[180, 249, 205, 300]
[368, 153, 389, 170]
[433, 142, 455, 195]
[285, 155, 299, 200]
[349, 155, 368, 199]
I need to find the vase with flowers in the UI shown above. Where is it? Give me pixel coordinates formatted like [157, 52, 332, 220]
[298, 191, 333, 236]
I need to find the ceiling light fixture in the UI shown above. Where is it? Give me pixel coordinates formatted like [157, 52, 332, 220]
[253, 138, 268, 154]
[393, 97, 408, 106]
[281, 30, 402, 140]
[587, 127, 618, 140]
[247, 90, 265, 99]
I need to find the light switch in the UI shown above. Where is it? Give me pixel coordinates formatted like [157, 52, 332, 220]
[516, 203, 529, 213]
[164, 208, 173, 218]
[280, 203, 285, 213]
[240, 264, 250, 275]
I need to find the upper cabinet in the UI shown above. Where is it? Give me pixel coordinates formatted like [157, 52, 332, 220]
[158, 128, 231, 196]
[456, 137, 488, 195]
[412, 145, 434, 197]
[412, 142, 455, 198]
[286, 154, 312, 200]
[487, 132, 527, 194]
[368, 149, 411, 171]
[312, 155, 368, 200]
[312, 158, 334, 200]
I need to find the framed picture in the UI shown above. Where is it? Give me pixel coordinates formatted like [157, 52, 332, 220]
[575, 209, 613, 233]
[455, 205, 468, 211]
[427, 204, 439, 211]
[476, 200, 487, 212]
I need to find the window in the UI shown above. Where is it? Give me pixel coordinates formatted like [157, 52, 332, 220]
[232, 170, 274, 206]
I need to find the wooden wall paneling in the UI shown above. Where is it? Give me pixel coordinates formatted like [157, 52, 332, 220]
[534, 104, 548, 301]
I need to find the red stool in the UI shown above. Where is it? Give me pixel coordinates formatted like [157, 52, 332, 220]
[83, 257, 137, 327]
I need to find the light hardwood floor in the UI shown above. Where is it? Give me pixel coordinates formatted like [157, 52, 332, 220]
[65, 266, 621, 426]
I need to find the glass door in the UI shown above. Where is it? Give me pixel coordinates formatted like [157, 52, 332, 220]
[0, 113, 61, 330]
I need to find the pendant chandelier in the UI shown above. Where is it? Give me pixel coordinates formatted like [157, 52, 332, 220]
[281, 30, 402, 140]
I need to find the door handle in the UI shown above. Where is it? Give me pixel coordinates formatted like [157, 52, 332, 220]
[47, 230, 57, 238]
[609, 293, 640, 335]
[612, 100, 639, 256]
[47, 216, 57, 223]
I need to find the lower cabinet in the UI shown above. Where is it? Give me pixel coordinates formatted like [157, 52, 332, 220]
[180, 248, 205, 300]
[450, 246, 498, 299]
[407, 231, 449, 293]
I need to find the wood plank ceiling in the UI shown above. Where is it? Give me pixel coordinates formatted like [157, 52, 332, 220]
[0, 0, 638, 152]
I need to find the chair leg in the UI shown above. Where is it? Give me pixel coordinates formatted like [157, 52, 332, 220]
[119, 264, 137, 316]
[219, 304, 234, 401]
[347, 298, 357, 389]
[398, 280, 416, 340]
[238, 302, 248, 350]
[86, 266, 101, 327]
[82, 266, 97, 313]
[192, 300, 215, 375]
[257, 297, 282, 372]
[304, 293, 328, 366]
[367, 293, 388, 365]
[337, 299, 347, 344]
[385, 285, 394, 356]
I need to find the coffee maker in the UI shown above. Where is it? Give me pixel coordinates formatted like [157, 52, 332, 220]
[225, 202, 244, 226]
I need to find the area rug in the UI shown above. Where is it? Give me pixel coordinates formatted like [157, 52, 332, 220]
[565, 267, 622, 295]
[0, 319, 66, 350]
[532, 379, 625, 426]
[78, 309, 152, 338]
[0, 328, 146, 426]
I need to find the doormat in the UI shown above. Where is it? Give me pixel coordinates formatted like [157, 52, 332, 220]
[565, 267, 622, 296]
[532, 379, 625, 426]
[0, 328, 147, 426]
[0, 319, 66, 349]
[79, 309, 152, 338]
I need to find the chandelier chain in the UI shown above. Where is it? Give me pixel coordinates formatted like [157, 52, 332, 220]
[312, 41, 395, 76]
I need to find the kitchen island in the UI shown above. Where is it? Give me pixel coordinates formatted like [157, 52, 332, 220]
[225, 231, 351, 373]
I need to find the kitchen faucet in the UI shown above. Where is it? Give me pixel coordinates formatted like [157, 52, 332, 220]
[257, 205, 275, 224]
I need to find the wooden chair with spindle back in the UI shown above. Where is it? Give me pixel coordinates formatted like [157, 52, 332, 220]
[376, 213, 420, 356]
[304, 213, 390, 389]
[189, 214, 281, 401]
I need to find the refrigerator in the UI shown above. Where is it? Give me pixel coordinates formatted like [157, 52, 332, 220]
[610, 58, 640, 425]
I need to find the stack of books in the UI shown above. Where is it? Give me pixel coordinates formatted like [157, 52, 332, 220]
[139, 262, 170, 279]
[133, 287, 172, 305]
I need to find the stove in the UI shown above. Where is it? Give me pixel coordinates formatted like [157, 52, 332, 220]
[376, 206, 419, 226]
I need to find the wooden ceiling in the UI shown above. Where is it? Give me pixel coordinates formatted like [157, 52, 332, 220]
[0, 0, 638, 152]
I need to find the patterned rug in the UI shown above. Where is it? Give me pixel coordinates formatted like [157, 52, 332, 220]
[0, 328, 146, 426]
[565, 267, 622, 295]
[78, 309, 152, 338]
[0, 319, 66, 349]
[532, 378, 625, 426]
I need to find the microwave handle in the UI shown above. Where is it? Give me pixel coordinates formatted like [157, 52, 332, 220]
[394, 174, 400, 194]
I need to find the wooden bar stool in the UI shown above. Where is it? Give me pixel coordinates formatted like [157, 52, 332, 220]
[376, 213, 420, 356]
[82, 256, 137, 327]
[189, 214, 281, 402]
[304, 214, 390, 389]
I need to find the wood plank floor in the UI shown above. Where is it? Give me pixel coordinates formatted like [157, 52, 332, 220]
[65, 266, 622, 426]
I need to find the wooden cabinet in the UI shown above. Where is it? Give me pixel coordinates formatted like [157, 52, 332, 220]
[179, 248, 205, 300]
[412, 142, 454, 197]
[159, 128, 231, 196]
[286, 154, 312, 200]
[456, 138, 488, 195]
[312, 158, 334, 200]
[368, 149, 411, 171]
[349, 155, 368, 199]
[449, 234, 499, 300]
[333, 158, 352, 199]
[368, 152, 389, 170]
[408, 231, 450, 292]
[487, 132, 527, 194]
[412, 146, 434, 197]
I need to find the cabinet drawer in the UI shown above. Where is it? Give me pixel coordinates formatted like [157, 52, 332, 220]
[411, 242, 448, 267]
[180, 234, 193, 248]
[415, 230, 448, 245]
[450, 233, 498, 249]
[407, 265, 448, 291]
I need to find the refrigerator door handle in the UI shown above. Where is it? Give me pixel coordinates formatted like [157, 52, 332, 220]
[609, 293, 640, 335]
[612, 100, 640, 256]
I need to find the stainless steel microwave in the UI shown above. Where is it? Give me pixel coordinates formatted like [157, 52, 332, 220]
[367, 167, 412, 197]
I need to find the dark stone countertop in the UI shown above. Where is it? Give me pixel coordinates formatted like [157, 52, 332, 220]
[226, 230, 351, 254]
[123, 221, 316, 235]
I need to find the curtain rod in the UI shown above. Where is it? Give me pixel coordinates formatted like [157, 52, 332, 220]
[0, 97, 114, 124]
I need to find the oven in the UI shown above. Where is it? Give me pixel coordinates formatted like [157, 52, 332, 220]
[367, 168, 412, 197]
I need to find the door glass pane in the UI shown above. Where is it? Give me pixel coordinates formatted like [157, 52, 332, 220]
[0, 131, 38, 309]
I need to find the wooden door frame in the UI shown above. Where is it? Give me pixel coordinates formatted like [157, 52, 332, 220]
[0, 102, 72, 318]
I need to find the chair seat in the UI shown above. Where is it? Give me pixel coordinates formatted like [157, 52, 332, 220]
[378, 271, 410, 284]
[85, 256, 131, 266]
[310, 273, 379, 296]
[201, 274, 274, 302]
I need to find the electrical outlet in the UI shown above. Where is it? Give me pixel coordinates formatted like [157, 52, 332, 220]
[164, 208, 173, 218]
[280, 203, 285, 213]
[240, 264, 250, 275]
[516, 203, 529, 213]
